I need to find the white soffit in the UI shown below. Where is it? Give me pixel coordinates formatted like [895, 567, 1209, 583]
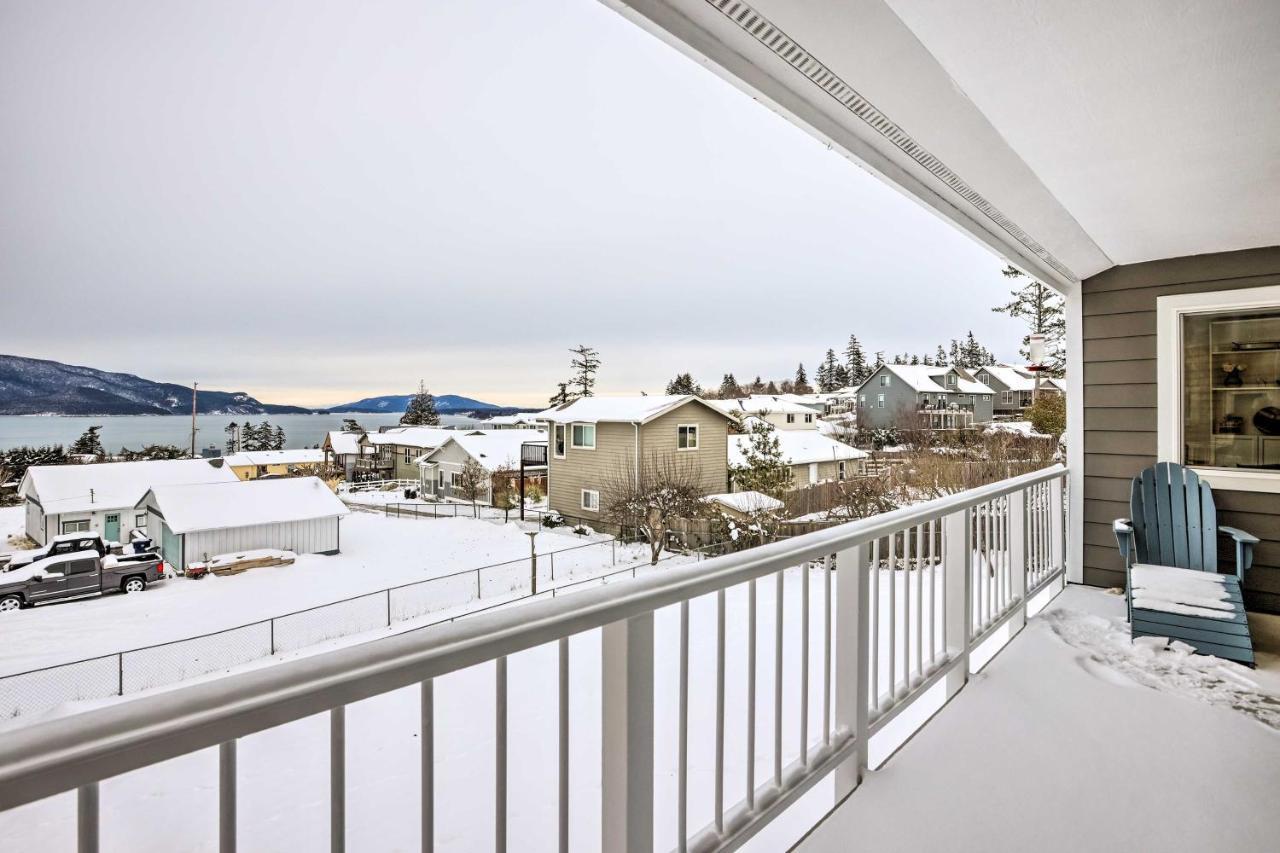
[605, 0, 1111, 287]
[882, 0, 1280, 269]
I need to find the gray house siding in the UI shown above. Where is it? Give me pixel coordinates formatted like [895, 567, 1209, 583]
[856, 367, 921, 430]
[1081, 245, 1280, 612]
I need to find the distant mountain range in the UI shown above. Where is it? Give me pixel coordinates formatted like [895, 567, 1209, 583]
[328, 393, 502, 414]
[0, 355, 314, 416]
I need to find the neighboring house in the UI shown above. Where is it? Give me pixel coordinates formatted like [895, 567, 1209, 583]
[539, 395, 733, 522]
[321, 431, 377, 480]
[972, 364, 1066, 416]
[17, 459, 239, 545]
[420, 429, 548, 504]
[222, 449, 327, 480]
[138, 476, 349, 571]
[711, 395, 819, 431]
[825, 387, 862, 415]
[730, 429, 869, 489]
[854, 364, 995, 431]
[481, 414, 545, 429]
[369, 426, 471, 481]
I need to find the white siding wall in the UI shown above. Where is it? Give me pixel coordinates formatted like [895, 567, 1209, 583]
[24, 498, 44, 543]
[38, 505, 147, 545]
[180, 516, 342, 566]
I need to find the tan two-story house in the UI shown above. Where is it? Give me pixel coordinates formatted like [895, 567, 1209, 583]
[540, 395, 733, 523]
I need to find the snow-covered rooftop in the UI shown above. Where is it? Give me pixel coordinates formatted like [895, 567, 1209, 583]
[978, 364, 1037, 392]
[19, 459, 238, 515]
[705, 491, 785, 514]
[868, 365, 990, 396]
[423, 429, 548, 472]
[138, 476, 349, 534]
[712, 395, 819, 417]
[482, 414, 543, 426]
[365, 426, 461, 448]
[323, 431, 368, 456]
[538, 395, 726, 424]
[730, 431, 868, 467]
[222, 449, 326, 468]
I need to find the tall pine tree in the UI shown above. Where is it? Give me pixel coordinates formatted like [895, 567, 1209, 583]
[718, 373, 742, 399]
[70, 426, 105, 458]
[844, 334, 868, 385]
[993, 265, 1066, 373]
[401, 381, 441, 426]
[793, 363, 812, 394]
[665, 373, 699, 395]
[569, 345, 600, 399]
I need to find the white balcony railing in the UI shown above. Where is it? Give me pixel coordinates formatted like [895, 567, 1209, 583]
[0, 465, 1067, 852]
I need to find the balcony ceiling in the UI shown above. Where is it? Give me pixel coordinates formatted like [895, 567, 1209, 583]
[608, 0, 1280, 286]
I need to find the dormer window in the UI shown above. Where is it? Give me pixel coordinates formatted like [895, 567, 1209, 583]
[947, 374, 957, 387]
[879, 374, 891, 387]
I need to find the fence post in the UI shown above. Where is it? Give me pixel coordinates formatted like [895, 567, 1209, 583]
[386, 590, 392, 627]
[612, 539, 616, 566]
[834, 543, 868, 797]
[550, 551, 556, 582]
[270, 621, 276, 656]
[943, 507, 971, 698]
[117, 652, 124, 696]
[1007, 490, 1027, 636]
[601, 612, 654, 853]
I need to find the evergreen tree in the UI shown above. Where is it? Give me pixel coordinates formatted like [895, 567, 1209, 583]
[817, 349, 841, 393]
[909, 354, 920, 366]
[764, 380, 780, 395]
[891, 354, 905, 365]
[729, 419, 792, 498]
[844, 334, 868, 385]
[341, 418, 365, 433]
[569, 345, 600, 399]
[993, 265, 1066, 373]
[70, 426, 105, 458]
[224, 421, 240, 455]
[271, 425, 286, 450]
[948, 340, 960, 367]
[935, 345, 948, 366]
[832, 364, 851, 388]
[665, 373, 699, 395]
[793, 363, 812, 395]
[401, 381, 441, 426]
[548, 382, 572, 407]
[718, 373, 742, 399]
[749, 376, 765, 393]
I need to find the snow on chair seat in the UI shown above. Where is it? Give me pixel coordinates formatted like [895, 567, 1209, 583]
[1114, 463, 1257, 667]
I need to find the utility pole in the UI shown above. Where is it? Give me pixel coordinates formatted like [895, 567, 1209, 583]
[190, 382, 199, 458]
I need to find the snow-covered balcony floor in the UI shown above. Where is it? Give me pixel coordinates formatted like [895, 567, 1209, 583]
[801, 585, 1280, 853]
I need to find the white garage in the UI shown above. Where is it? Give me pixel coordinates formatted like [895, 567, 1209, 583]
[136, 477, 349, 571]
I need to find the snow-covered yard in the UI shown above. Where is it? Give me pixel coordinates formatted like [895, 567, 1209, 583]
[0, 506, 648, 679]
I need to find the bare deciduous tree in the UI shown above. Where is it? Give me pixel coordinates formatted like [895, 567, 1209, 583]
[602, 453, 708, 564]
[456, 458, 491, 518]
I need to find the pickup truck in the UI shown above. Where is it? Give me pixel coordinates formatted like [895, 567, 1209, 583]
[0, 532, 110, 572]
[0, 551, 165, 611]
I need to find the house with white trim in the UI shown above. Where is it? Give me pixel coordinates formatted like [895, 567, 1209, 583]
[730, 429, 869, 489]
[18, 458, 238, 545]
[711, 395, 820, 431]
[853, 364, 995, 431]
[419, 429, 547, 505]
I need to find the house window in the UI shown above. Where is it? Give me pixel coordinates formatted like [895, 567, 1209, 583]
[783, 413, 794, 424]
[570, 423, 595, 450]
[947, 374, 957, 387]
[581, 489, 600, 512]
[804, 413, 814, 423]
[979, 374, 990, 385]
[553, 424, 566, 458]
[677, 424, 699, 450]
[1002, 390, 1013, 404]
[879, 375, 890, 387]
[403, 448, 414, 464]
[876, 394, 885, 409]
[859, 395, 866, 407]
[1159, 286, 1280, 492]
[837, 461, 846, 480]
[61, 519, 90, 534]
[983, 395, 991, 402]
[450, 471, 463, 487]
[135, 513, 147, 529]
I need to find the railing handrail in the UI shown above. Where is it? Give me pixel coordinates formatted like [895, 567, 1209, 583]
[0, 464, 1065, 811]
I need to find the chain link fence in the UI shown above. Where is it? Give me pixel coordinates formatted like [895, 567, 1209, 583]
[0, 534, 700, 720]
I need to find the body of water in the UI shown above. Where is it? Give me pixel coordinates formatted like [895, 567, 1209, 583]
[0, 413, 487, 454]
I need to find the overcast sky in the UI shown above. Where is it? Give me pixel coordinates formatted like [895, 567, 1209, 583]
[1, 0, 1025, 407]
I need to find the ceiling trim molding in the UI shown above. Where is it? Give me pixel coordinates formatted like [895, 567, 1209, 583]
[702, 0, 1078, 283]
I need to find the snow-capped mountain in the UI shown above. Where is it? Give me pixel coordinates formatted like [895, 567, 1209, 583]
[0, 355, 313, 416]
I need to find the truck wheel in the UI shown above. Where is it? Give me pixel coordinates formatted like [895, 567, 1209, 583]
[0, 595, 22, 612]
[122, 577, 147, 594]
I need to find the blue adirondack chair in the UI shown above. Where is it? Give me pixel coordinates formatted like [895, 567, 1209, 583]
[1113, 462, 1258, 665]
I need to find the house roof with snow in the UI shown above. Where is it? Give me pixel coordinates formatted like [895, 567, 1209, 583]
[483, 414, 544, 427]
[711, 395, 818, 417]
[420, 429, 548, 473]
[729, 431, 868, 468]
[136, 476, 348, 534]
[861, 364, 989, 396]
[975, 364, 1037, 392]
[19, 459, 239, 516]
[222, 449, 326, 468]
[322, 431, 370, 456]
[705, 491, 785, 515]
[365, 426, 463, 449]
[537, 395, 730, 425]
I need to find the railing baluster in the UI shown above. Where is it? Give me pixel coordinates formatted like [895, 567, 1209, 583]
[823, 554, 832, 746]
[944, 507, 971, 694]
[834, 543, 868, 798]
[927, 519, 936, 668]
[914, 523, 924, 681]
[331, 706, 345, 853]
[496, 656, 507, 853]
[888, 533, 896, 700]
[558, 640, 569, 853]
[678, 600, 689, 852]
[601, 614, 654, 853]
[800, 559, 810, 768]
[747, 579, 756, 811]
[871, 539, 880, 710]
[78, 783, 98, 853]
[715, 589, 726, 834]
[902, 529, 911, 690]
[220, 740, 236, 853]
[422, 679, 435, 853]
[774, 570, 784, 788]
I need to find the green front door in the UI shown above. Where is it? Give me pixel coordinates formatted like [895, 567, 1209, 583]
[104, 513, 120, 543]
[161, 521, 181, 568]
